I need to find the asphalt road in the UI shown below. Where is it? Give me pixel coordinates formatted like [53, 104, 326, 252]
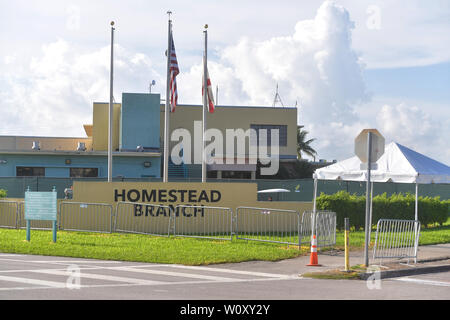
[0, 253, 449, 301]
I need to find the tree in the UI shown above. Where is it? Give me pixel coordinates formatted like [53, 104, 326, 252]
[297, 125, 317, 160]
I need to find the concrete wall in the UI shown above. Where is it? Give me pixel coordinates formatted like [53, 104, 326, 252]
[0, 136, 92, 152]
[92, 102, 121, 152]
[160, 104, 298, 162]
[120, 93, 160, 151]
[0, 154, 160, 178]
[72, 181, 312, 233]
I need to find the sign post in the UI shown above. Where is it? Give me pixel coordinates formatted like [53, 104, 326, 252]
[355, 129, 385, 267]
[25, 186, 58, 243]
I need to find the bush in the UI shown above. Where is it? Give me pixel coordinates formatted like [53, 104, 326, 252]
[0, 189, 6, 199]
[316, 191, 448, 230]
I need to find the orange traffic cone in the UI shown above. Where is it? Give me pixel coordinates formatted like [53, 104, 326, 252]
[307, 235, 322, 266]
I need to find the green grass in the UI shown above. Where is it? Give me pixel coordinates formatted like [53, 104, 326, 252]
[0, 218, 448, 266]
[0, 229, 306, 265]
[302, 270, 361, 280]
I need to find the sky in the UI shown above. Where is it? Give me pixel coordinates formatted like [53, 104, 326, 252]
[0, 0, 449, 164]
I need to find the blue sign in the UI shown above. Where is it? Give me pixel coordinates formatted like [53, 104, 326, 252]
[24, 187, 58, 242]
[25, 191, 57, 221]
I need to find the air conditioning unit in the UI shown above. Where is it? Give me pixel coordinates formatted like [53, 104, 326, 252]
[77, 142, 86, 151]
[32, 141, 40, 150]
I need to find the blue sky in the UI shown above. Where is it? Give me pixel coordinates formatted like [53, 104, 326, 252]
[0, 0, 449, 164]
[364, 62, 450, 103]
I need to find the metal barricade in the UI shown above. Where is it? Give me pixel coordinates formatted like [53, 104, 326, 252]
[0, 200, 19, 229]
[17, 202, 54, 230]
[235, 207, 300, 246]
[115, 202, 172, 237]
[59, 202, 114, 233]
[373, 219, 421, 265]
[173, 205, 233, 240]
[299, 211, 336, 248]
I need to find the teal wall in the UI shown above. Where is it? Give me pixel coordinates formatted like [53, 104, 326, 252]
[120, 93, 160, 151]
[0, 154, 160, 179]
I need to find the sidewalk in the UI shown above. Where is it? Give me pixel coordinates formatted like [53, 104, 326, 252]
[212, 243, 450, 279]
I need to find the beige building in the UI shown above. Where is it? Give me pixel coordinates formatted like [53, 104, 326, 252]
[160, 104, 298, 179]
[0, 92, 299, 180]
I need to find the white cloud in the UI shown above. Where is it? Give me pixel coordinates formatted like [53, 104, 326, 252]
[376, 103, 449, 163]
[0, 39, 160, 137]
[66, 5, 81, 31]
[178, 0, 368, 160]
[1, 0, 448, 166]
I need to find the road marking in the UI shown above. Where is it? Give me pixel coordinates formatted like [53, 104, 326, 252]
[0, 258, 122, 265]
[159, 264, 292, 278]
[0, 274, 66, 288]
[113, 266, 239, 282]
[29, 269, 167, 286]
[392, 277, 450, 287]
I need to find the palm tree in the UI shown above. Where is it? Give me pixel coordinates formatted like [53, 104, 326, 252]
[297, 125, 317, 160]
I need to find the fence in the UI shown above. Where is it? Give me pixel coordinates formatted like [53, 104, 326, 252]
[1, 200, 339, 251]
[373, 219, 421, 265]
[59, 202, 114, 233]
[17, 202, 55, 230]
[173, 205, 233, 240]
[0, 200, 19, 229]
[235, 207, 301, 246]
[115, 202, 172, 237]
[299, 211, 337, 248]
[2, 177, 449, 201]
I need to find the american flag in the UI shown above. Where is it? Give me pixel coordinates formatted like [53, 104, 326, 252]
[169, 33, 179, 112]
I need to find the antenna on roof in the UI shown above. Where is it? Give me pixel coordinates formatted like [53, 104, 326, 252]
[216, 85, 218, 106]
[149, 80, 156, 93]
[272, 83, 284, 107]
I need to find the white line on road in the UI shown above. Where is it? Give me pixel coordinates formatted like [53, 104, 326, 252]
[159, 264, 293, 278]
[113, 266, 240, 282]
[0, 258, 122, 265]
[0, 274, 66, 288]
[392, 277, 450, 287]
[29, 269, 167, 286]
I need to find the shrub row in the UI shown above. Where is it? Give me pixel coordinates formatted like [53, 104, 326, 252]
[316, 191, 449, 230]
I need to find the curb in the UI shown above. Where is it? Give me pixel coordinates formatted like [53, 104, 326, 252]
[359, 264, 450, 280]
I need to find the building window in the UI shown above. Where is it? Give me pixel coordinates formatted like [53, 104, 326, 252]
[250, 124, 287, 147]
[70, 168, 99, 178]
[16, 167, 45, 177]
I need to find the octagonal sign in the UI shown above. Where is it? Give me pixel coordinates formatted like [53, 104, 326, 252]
[355, 129, 385, 163]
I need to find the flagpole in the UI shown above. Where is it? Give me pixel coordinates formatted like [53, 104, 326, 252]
[202, 25, 208, 183]
[108, 21, 115, 183]
[164, 12, 172, 183]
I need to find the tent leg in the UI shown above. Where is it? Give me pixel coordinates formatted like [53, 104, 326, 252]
[370, 181, 373, 225]
[312, 178, 318, 242]
[415, 183, 418, 221]
[414, 183, 419, 264]
[313, 178, 318, 214]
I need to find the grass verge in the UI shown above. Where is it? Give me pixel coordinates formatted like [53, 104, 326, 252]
[0, 229, 306, 265]
[0, 218, 448, 266]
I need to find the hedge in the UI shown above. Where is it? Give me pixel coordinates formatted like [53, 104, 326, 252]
[316, 191, 448, 230]
[0, 189, 6, 199]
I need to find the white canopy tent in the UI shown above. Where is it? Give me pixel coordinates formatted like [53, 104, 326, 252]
[312, 142, 450, 222]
